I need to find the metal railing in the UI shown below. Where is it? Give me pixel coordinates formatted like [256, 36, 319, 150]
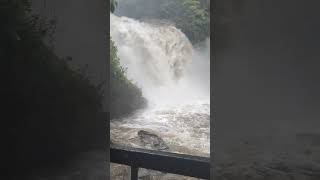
[110, 144, 210, 180]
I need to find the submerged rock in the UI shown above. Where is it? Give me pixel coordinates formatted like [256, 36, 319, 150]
[137, 130, 169, 150]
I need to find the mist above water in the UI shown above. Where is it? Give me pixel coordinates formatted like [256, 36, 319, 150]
[110, 13, 210, 156]
[111, 13, 209, 106]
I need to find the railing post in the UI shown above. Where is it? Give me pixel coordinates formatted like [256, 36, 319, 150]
[111, 144, 210, 179]
[131, 166, 138, 180]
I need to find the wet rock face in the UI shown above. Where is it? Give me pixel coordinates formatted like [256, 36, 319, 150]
[138, 130, 169, 150]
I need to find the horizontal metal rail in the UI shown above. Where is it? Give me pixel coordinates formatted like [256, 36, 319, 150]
[110, 144, 210, 179]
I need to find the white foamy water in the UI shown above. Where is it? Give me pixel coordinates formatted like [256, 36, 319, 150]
[111, 101, 210, 156]
[110, 13, 210, 157]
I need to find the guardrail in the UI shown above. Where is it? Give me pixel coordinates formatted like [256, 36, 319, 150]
[110, 144, 210, 180]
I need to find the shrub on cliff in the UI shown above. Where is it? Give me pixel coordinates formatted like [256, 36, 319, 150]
[110, 0, 146, 119]
[110, 38, 146, 119]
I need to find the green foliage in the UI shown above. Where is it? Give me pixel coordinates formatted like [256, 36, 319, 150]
[110, 0, 145, 119]
[160, 0, 210, 43]
[110, 0, 118, 12]
[110, 39, 146, 118]
[1, 0, 105, 173]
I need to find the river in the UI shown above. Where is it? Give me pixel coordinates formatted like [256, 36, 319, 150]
[110, 13, 210, 179]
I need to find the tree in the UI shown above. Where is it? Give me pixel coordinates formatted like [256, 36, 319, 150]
[160, 0, 210, 43]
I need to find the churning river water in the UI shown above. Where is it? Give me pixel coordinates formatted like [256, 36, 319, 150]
[110, 13, 210, 179]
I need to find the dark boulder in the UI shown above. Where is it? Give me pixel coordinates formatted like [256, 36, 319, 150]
[137, 130, 169, 150]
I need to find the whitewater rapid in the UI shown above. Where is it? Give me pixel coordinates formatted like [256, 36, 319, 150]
[110, 13, 210, 157]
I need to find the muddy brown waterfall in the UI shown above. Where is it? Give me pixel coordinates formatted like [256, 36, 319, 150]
[110, 13, 210, 157]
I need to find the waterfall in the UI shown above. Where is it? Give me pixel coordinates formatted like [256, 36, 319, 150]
[110, 13, 210, 156]
[111, 14, 209, 106]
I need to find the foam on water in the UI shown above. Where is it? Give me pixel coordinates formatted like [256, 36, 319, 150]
[110, 13, 210, 156]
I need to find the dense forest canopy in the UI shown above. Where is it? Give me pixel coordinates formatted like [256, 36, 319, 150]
[159, 0, 210, 43]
